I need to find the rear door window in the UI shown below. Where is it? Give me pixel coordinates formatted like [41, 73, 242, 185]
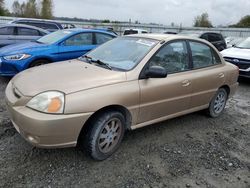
[17, 27, 40, 36]
[189, 41, 221, 69]
[64, 33, 93, 46]
[95, 33, 114, 45]
[0, 27, 15, 35]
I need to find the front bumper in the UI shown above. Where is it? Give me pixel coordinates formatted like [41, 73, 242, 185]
[5, 82, 92, 148]
[0, 57, 31, 76]
[0, 60, 19, 76]
[6, 104, 92, 148]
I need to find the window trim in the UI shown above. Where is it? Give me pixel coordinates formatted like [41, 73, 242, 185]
[187, 39, 222, 70]
[139, 39, 192, 79]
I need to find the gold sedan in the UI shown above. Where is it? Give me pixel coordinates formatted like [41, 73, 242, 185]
[5, 34, 239, 160]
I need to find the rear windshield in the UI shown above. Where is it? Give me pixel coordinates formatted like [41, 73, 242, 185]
[37, 30, 72, 44]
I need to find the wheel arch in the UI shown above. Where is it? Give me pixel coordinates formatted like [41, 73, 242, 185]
[77, 105, 132, 145]
[28, 57, 53, 68]
[219, 85, 230, 96]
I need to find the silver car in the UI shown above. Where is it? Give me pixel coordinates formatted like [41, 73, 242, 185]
[0, 24, 49, 48]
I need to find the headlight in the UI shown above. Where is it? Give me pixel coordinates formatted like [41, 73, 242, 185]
[27, 91, 65, 114]
[3, 54, 31, 61]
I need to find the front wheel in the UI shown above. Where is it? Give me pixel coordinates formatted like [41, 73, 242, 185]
[84, 111, 126, 160]
[207, 88, 228, 118]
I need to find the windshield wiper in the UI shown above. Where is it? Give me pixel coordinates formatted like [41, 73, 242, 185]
[82, 55, 112, 70]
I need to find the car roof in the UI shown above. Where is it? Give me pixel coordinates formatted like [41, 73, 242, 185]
[124, 28, 148, 32]
[0, 24, 50, 33]
[12, 18, 61, 25]
[179, 31, 221, 36]
[127, 33, 211, 43]
[62, 28, 117, 36]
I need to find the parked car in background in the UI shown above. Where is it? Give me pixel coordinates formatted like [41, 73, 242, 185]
[61, 23, 76, 29]
[123, 28, 148, 35]
[0, 24, 49, 48]
[0, 29, 116, 76]
[11, 19, 63, 32]
[163, 31, 177, 34]
[179, 31, 226, 51]
[221, 37, 250, 78]
[5, 34, 238, 160]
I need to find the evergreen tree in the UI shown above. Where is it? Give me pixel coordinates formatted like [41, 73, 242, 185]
[41, 0, 53, 19]
[194, 13, 213, 28]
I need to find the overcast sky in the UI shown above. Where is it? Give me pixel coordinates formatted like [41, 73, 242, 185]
[5, 0, 250, 26]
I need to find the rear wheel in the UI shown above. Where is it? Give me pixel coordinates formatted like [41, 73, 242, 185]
[29, 59, 49, 68]
[207, 88, 228, 118]
[83, 111, 126, 160]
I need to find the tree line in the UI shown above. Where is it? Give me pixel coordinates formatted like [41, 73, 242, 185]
[0, 0, 53, 19]
[194, 12, 250, 28]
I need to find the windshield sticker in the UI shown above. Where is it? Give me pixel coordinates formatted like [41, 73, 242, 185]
[136, 39, 156, 47]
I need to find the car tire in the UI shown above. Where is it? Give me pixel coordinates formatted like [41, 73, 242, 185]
[207, 88, 228, 118]
[84, 111, 126, 160]
[29, 59, 49, 68]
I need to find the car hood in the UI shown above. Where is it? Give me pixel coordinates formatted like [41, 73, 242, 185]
[221, 47, 250, 60]
[0, 42, 48, 55]
[12, 59, 127, 96]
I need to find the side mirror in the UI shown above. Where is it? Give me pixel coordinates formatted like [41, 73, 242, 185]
[145, 66, 167, 78]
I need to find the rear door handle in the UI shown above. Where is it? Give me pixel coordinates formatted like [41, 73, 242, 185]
[182, 80, 190, 87]
[218, 73, 225, 78]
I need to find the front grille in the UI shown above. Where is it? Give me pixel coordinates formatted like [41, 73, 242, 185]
[224, 57, 250, 70]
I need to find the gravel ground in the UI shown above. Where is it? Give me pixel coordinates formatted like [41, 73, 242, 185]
[0, 76, 249, 188]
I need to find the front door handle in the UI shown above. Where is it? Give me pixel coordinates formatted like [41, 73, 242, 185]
[218, 73, 225, 78]
[182, 80, 190, 87]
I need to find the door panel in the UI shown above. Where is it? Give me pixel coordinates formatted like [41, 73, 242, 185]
[138, 73, 192, 123]
[188, 41, 225, 108]
[138, 40, 192, 124]
[189, 66, 225, 108]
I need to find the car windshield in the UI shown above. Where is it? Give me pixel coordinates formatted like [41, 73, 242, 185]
[37, 30, 72, 44]
[235, 37, 250, 49]
[82, 37, 158, 71]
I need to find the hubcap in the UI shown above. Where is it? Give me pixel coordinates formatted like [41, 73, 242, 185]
[98, 118, 122, 153]
[214, 91, 226, 114]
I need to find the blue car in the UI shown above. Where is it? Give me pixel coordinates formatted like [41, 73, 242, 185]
[0, 29, 116, 76]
